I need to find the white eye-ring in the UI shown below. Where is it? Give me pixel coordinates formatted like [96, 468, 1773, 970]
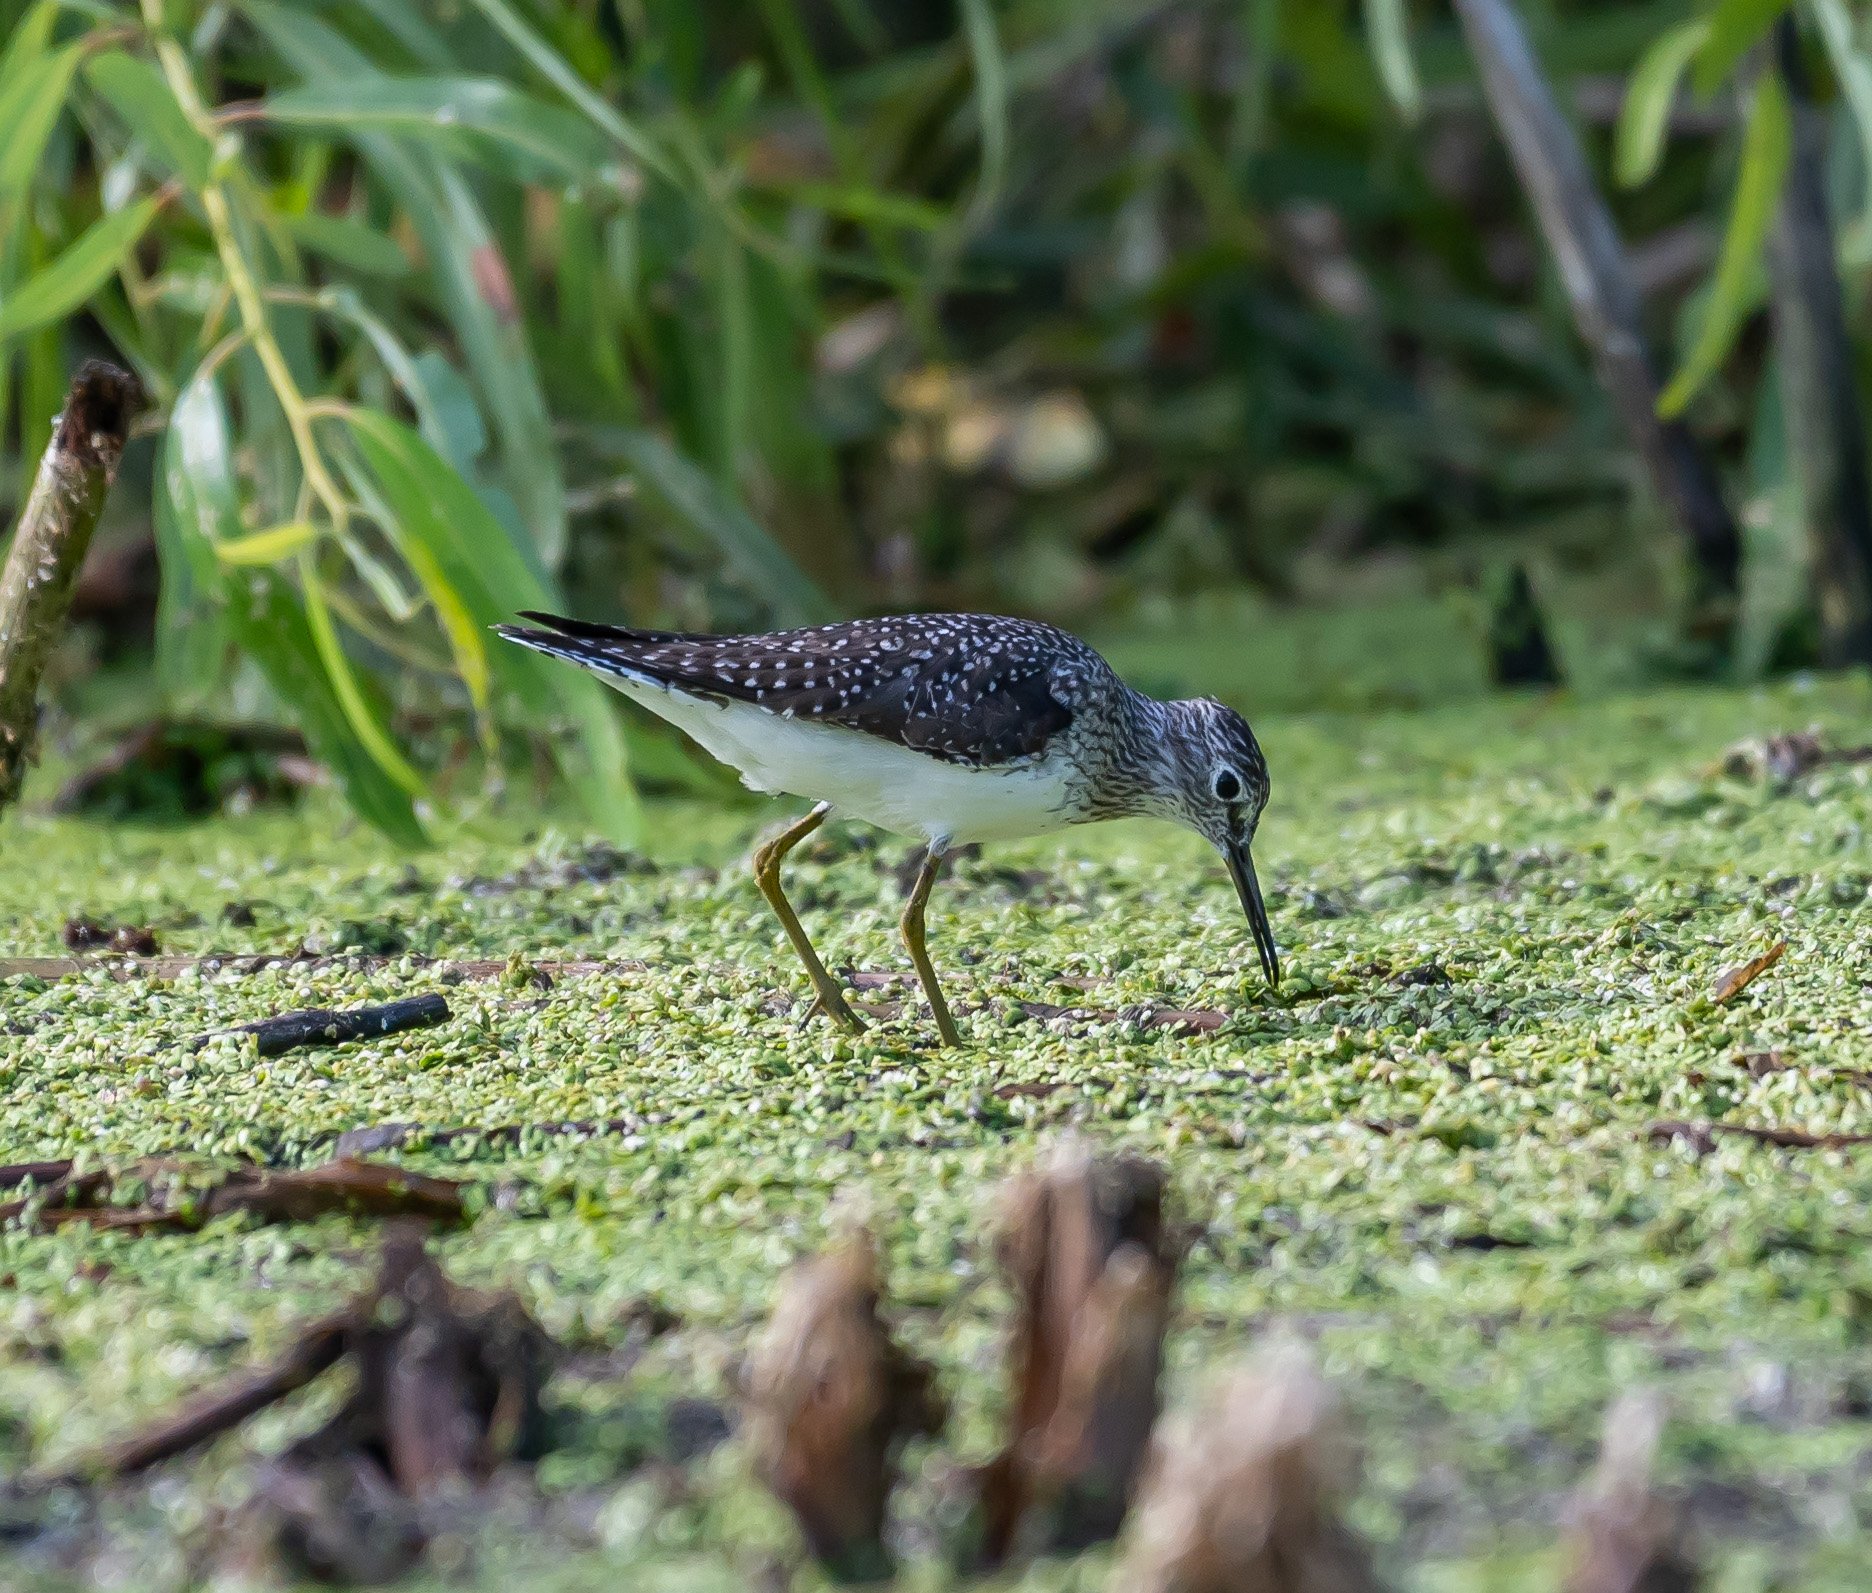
[1213, 767, 1242, 802]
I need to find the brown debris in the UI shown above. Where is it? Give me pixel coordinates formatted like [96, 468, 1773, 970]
[241, 1450, 428, 1587]
[1712, 940, 1786, 1005]
[1738, 1049, 1789, 1079]
[0, 1155, 468, 1234]
[349, 1233, 553, 1495]
[1720, 728, 1872, 786]
[975, 1140, 1182, 1565]
[86, 1310, 354, 1481]
[744, 1229, 945, 1583]
[57, 1233, 552, 1585]
[61, 918, 159, 955]
[0, 1158, 73, 1193]
[1111, 1343, 1377, 1593]
[1646, 1120, 1872, 1156]
[1561, 1390, 1701, 1593]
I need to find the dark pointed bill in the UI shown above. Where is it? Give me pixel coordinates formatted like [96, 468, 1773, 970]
[1225, 839, 1280, 988]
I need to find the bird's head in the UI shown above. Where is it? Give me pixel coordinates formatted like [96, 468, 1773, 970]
[1160, 697, 1278, 988]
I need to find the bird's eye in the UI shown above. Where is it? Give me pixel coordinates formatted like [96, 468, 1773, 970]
[1213, 768, 1242, 802]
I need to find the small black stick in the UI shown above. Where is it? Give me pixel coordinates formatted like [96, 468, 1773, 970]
[188, 994, 451, 1056]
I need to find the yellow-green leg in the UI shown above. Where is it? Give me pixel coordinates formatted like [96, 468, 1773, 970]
[753, 803, 865, 1034]
[902, 842, 962, 1047]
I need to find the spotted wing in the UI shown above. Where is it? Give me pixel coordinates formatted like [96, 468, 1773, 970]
[500, 611, 1091, 768]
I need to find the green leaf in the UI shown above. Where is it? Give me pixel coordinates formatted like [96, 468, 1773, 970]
[1811, 0, 1872, 254]
[160, 369, 425, 845]
[341, 0, 454, 70]
[246, 3, 567, 569]
[1616, 18, 1709, 188]
[214, 520, 320, 565]
[1362, 0, 1421, 124]
[1659, 72, 1791, 417]
[155, 364, 239, 697]
[0, 1, 59, 81]
[767, 181, 950, 232]
[82, 50, 214, 185]
[237, 568, 428, 845]
[281, 209, 413, 278]
[590, 427, 833, 626]
[1693, 0, 1790, 98]
[343, 406, 640, 842]
[0, 196, 161, 343]
[262, 75, 627, 188]
[458, 0, 672, 184]
[0, 39, 80, 199]
[957, 0, 1009, 228]
[311, 284, 468, 463]
[299, 552, 428, 798]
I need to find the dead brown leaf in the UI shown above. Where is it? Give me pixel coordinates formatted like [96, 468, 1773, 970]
[1712, 940, 1785, 1004]
[1561, 1390, 1701, 1593]
[974, 1139, 1182, 1566]
[744, 1229, 945, 1583]
[1111, 1342, 1377, 1593]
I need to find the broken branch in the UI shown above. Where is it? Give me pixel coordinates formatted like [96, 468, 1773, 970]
[0, 361, 146, 810]
[187, 995, 452, 1055]
[744, 1229, 945, 1582]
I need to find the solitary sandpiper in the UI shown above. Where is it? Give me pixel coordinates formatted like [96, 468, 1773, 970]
[495, 611, 1278, 1045]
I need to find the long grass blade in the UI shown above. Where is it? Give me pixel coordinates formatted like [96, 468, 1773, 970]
[1615, 19, 1709, 189]
[298, 549, 428, 798]
[344, 406, 640, 840]
[957, 0, 1009, 231]
[590, 427, 833, 626]
[1659, 72, 1791, 416]
[83, 51, 214, 185]
[0, 195, 161, 343]
[1363, 0, 1422, 124]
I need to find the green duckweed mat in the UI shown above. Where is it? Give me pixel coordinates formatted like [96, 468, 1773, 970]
[6, 678, 1872, 1589]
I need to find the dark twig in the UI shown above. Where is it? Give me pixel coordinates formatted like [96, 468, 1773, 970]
[187, 995, 452, 1055]
[1451, 0, 1741, 651]
[0, 1159, 74, 1194]
[1766, 14, 1872, 667]
[70, 1312, 354, 1484]
[0, 362, 146, 809]
[1647, 1120, 1872, 1154]
[2, 1156, 469, 1233]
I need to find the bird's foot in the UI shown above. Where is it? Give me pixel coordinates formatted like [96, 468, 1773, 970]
[796, 985, 866, 1035]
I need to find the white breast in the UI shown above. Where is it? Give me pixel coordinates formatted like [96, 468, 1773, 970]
[601, 674, 1078, 845]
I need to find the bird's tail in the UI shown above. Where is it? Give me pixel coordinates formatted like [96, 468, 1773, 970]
[492, 610, 680, 686]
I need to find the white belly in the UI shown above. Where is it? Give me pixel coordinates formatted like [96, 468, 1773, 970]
[603, 675, 1077, 844]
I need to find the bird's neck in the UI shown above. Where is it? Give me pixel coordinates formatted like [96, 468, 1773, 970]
[1085, 690, 1191, 823]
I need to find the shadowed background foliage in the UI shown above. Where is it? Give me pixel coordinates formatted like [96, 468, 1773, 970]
[5, 0, 1872, 839]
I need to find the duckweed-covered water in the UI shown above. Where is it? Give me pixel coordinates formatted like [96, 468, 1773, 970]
[6, 678, 1872, 1589]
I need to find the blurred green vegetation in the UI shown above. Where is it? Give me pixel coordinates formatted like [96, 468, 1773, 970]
[4, 0, 1872, 837]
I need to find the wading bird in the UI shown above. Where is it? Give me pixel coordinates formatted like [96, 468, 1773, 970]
[496, 612, 1278, 1045]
